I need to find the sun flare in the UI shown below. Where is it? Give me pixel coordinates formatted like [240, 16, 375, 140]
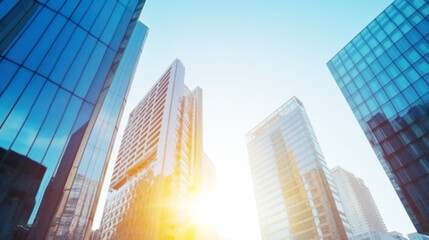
[191, 193, 219, 226]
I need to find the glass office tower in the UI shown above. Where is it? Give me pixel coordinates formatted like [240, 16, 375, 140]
[100, 60, 206, 239]
[246, 97, 352, 240]
[327, 0, 429, 235]
[0, 0, 148, 239]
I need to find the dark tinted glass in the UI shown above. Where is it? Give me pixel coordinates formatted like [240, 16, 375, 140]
[0, 0, 147, 238]
[327, 0, 429, 233]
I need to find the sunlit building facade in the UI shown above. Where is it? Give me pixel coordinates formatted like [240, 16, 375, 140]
[0, 0, 148, 239]
[331, 167, 389, 240]
[327, 0, 429, 235]
[196, 153, 218, 240]
[246, 97, 352, 240]
[200, 153, 217, 197]
[100, 59, 206, 239]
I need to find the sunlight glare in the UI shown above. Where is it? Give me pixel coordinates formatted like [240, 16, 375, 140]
[191, 193, 219, 226]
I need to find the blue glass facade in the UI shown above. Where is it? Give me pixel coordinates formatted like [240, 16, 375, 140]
[0, 0, 147, 239]
[327, 0, 429, 235]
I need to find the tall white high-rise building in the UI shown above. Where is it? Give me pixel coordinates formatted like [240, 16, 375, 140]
[100, 59, 207, 239]
[200, 153, 216, 196]
[331, 167, 389, 240]
[246, 97, 352, 240]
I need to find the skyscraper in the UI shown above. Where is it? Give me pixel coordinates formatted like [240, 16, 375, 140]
[0, 0, 148, 239]
[331, 166, 390, 240]
[100, 59, 205, 239]
[327, 0, 429, 234]
[246, 97, 352, 240]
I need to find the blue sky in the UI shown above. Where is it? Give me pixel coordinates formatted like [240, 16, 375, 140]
[95, 0, 416, 239]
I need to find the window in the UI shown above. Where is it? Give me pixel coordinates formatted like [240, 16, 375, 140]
[12, 81, 58, 155]
[409, 11, 424, 25]
[346, 80, 358, 95]
[353, 74, 366, 88]
[91, 0, 116, 37]
[0, 68, 33, 126]
[352, 92, 363, 105]
[396, 0, 415, 18]
[101, 3, 125, 46]
[76, 42, 108, 99]
[356, 59, 368, 72]
[348, 66, 359, 79]
[6, 7, 55, 64]
[399, 19, 412, 35]
[25, 14, 67, 71]
[50, 26, 87, 83]
[28, 89, 71, 162]
[59, 0, 80, 17]
[396, 37, 412, 53]
[0, 75, 44, 149]
[415, 19, 427, 37]
[414, 39, 429, 56]
[374, 28, 387, 42]
[364, 51, 376, 65]
[386, 62, 401, 79]
[387, 45, 401, 60]
[0, 59, 19, 93]
[375, 89, 389, 105]
[85, 47, 115, 104]
[0, 0, 19, 19]
[390, 29, 403, 42]
[368, 78, 382, 93]
[398, 57, 412, 74]
[38, 21, 76, 79]
[62, 35, 97, 92]
[404, 48, 423, 64]
[413, 58, 428, 76]
[384, 81, 400, 98]
[46, 0, 67, 11]
[366, 96, 379, 112]
[402, 86, 419, 104]
[359, 85, 372, 99]
[358, 102, 370, 117]
[390, 7, 406, 26]
[356, 37, 371, 56]
[413, 79, 429, 98]
[370, 60, 383, 75]
[71, 0, 93, 23]
[334, 59, 346, 77]
[377, 71, 391, 86]
[381, 101, 396, 119]
[80, 0, 105, 31]
[393, 75, 410, 91]
[391, 94, 407, 112]
[405, 28, 423, 45]
[348, 46, 361, 64]
[381, 37, 393, 50]
[382, 21, 396, 35]
[403, 67, 421, 83]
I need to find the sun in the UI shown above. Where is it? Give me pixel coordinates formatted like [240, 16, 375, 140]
[191, 193, 219, 226]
